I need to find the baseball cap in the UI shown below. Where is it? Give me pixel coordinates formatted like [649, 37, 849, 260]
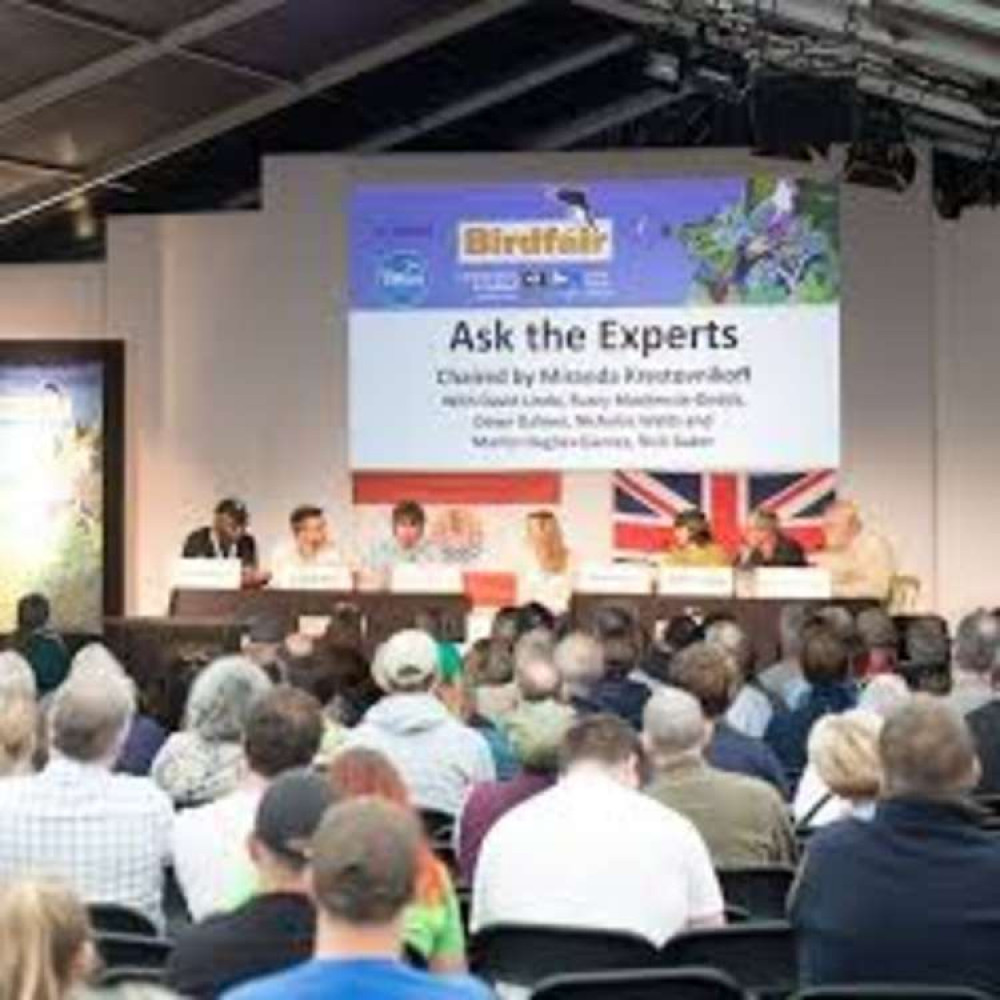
[372, 629, 439, 692]
[254, 768, 335, 865]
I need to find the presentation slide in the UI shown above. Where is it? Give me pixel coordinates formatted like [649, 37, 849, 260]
[0, 362, 105, 632]
[349, 176, 840, 471]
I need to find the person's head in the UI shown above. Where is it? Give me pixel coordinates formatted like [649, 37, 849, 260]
[900, 616, 952, 694]
[243, 687, 324, 779]
[0, 697, 38, 778]
[0, 879, 94, 1000]
[391, 501, 426, 551]
[745, 509, 780, 552]
[514, 648, 562, 703]
[515, 602, 557, 639]
[822, 499, 863, 549]
[704, 619, 755, 682]
[241, 616, 286, 670]
[310, 798, 422, 937]
[591, 604, 643, 678]
[808, 710, 884, 804]
[856, 608, 897, 654]
[50, 667, 135, 766]
[16, 593, 51, 634]
[953, 609, 1000, 681]
[668, 641, 738, 720]
[554, 632, 605, 697]
[371, 630, 438, 695]
[0, 650, 37, 701]
[560, 714, 641, 787]
[249, 768, 336, 892]
[286, 642, 373, 716]
[289, 505, 328, 554]
[673, 509, 713, 548]
[662, 615, 703, 654]
[506, 702, 574, 774]
[184, 655, 272, 744]
[642, 687, 710, 771]
[525, 510, 569, 574]
[880, 694, 980, 799]
[801, 627, 850, 687]
[812, 605, 857, 646]
[212, 497, 248, 546]
[778, 603, 809, 661]
[513, 628, 555, 674]
[858, 673, 911, 718]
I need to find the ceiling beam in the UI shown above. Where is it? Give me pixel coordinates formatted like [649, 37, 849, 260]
[0, 0, 536, 227]
[352, 32, 637, 152]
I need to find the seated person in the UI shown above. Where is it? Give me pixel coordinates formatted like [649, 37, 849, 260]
[11, 593, 69, 696]
[270, 505, 340, 583]
[705, 618, 775, 740]
[791, 697, 1000, 995]
[809, 499, 896, 600]
[367, 500, 437, 578]
[662, 509, 729, 567]
[520, 510, 573, 614]
[735, 509, 806, 568]
[854, 607, 899, 680]
[643, 687, 796, 868]
[587, 605, 651, 730]
[183, 497, 258, 569]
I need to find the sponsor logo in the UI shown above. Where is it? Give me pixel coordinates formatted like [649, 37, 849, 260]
[458, 219, 613, 264]
[376, 251, 428, 306]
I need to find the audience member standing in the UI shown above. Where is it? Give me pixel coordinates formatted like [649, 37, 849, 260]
[223, 799, 490, 1000]
[792, 696, 1000, 994]
[0, 669, 173, 928]
[472, 715, 723, 946]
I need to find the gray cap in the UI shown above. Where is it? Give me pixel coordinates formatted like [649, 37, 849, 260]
[254, 768, 335, 865]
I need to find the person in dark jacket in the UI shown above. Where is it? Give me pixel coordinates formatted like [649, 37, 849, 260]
[736, 509, 807, 568]
[11, 593, 68, 696]
[183, 497, 258, 569]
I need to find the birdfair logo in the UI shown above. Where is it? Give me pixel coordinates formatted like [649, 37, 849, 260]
[458, 219, 614, 264]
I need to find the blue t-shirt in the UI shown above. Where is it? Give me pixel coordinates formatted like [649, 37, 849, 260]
[223, 958, 492, 1000]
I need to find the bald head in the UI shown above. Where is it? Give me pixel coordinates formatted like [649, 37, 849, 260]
[515, 655, 562, 703]
[642, 687, 709, 766]
[554, 632, 604, 695]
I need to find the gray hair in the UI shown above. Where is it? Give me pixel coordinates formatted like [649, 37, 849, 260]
[704, 620, 754, 679]
[553, 633, 604, 695]
[953, 610, 1000, 677]
[814, 605, 857, 644]
[70, 643, 136, 696]
[778, 604, 809, 660]
[513, 629, 555, 674]
[856, 608, 897, 652]
[50, 668, 136, 763]
[642, 687, 706, 762]
[906, 617, 950, 668]
[0, 652, 36, 701]
[184, 655, 272, 743]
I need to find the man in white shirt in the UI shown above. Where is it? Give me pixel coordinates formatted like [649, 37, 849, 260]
[810, 500, 896, 600]
[0, 664, 173, 928]
[472, 714, 724, 946]
[173, 687, 324, 920]
[270, 505, 340, 584]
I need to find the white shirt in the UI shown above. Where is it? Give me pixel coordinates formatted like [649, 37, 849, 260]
[269, 540, 340, 583]
[793, 765, 876, 829]
[726, 684, 774, 739]
[172, 782, 263, 920]
[811, 528, 896, 600]
[0, 757, 173, 928]
[472, 768, 723, 946]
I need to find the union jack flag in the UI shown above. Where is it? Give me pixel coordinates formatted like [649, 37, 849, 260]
[612, 470, 837, 559]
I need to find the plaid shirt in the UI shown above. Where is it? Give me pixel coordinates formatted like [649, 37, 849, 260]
[0, 757, 173, 927]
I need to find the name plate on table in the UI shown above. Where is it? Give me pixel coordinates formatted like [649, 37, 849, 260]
[173, 557, 242, 590]
[658, 567, 735, 598]
[753, 567, 832, 600]
[274, 564, 354, 591]
[390, 563, 464, 594]
[575, 562, 654, 595]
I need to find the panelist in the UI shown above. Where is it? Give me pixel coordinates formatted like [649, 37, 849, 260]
[736, 509, 807, 569]
[520, 509, 572, 613]
[810, 499, 897, 600]
[662, 509, 729, 568]
[367, 500, 437, 572]
[270, 505, 340, 581]
[182, 497, 258, 568]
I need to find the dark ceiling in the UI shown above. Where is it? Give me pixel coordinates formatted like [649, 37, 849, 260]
[1, 0, 999, 261]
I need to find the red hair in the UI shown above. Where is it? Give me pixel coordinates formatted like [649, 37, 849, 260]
[328, 748, 448, 904]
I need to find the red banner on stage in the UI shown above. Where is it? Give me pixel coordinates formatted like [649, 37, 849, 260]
[352, 472, 561, 506]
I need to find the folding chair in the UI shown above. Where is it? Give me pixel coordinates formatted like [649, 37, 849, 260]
[530, 966, 748, 999]
[96, 932, 173, 974]
[88, 903, 158, 938]
[792, 987, 993, 1000]
[717, 865, 796, 920]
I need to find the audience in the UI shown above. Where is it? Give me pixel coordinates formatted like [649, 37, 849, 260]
[151, 655, 272, 806]
[586, 605, 650, 728]
[240, 617, 288, 682]
[472, 714, 724, 946]
[643, 687, 796, 867]
[503, 639, 574, 753]
[552, 632, 605, 714]
[706, 619, 774, 739]
[669, 641, 788, 796]
[0, 878, 96, 1000]
[0, 695, 38, 778]
[854, 607, 899, 680]
[473, 608, 520, 724]
[765, 627, 857, 785]
[791, 696, 1000, 994]
[328, 749, 467, 973]
[174, 687, 324, 921]
[11, 593, 70, 697]
[898, 615, 952, 695]
[224, 798, 490, 1000]
[948, 608, 1000, 716]
[344, 630, 494, 816]
[0, 667, 173, 928]
[757, 604, 811, 709]
[166, 769, 335, 1000]
[0, 649, 38, 701]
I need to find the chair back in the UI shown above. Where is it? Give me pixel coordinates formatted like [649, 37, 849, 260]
[88, 903, 158, 938]
[471, 923, 658, 989]
[96, 932, 173, 972]
[793, 987, 993, 1000]
[717, 865, 795, 920]
[661, 921, 797, 1000]
[530, 966, 748, 999]
[99, 966, 166, 987]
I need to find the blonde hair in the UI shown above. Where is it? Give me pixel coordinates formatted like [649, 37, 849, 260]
[0, 878, 93, 1000]
[0, 698, 38, 778]
[526, 510, 569, 574]
[808, 709, 883, 802]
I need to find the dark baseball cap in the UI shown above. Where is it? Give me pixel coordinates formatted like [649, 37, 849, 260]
[254, 768, 336, 866]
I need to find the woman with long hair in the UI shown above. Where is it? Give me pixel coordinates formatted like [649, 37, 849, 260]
[520, 510, 572, 614]
[328, 748, 467, 974]
[0, 878, 95, 1000]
